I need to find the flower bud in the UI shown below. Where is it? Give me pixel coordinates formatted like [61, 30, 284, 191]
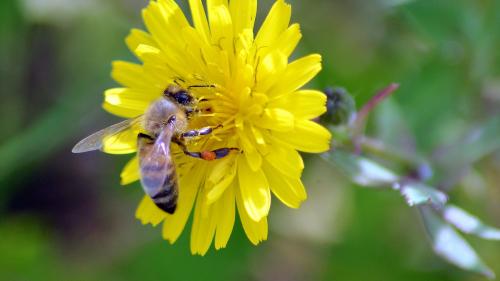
[322, 87, 356, 126]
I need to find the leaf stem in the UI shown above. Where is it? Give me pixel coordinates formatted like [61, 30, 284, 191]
[353, 83, 400, 153]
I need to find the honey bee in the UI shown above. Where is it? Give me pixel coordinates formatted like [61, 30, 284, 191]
[72, 85, 237, 214]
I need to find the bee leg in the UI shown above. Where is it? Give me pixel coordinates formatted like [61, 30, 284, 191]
[180, 125, 223, 139]
[173, 137, 237, 161]
[186, 147, 239, 161]
[138, 133, 155, 142]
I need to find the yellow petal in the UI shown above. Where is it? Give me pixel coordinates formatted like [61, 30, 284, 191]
[237, 126, 262, 171]
[263, 162, 307, 208]
[207, 4, 233, 52]
[136, 196, 167, 227]
[244, 146, 262, 172]
[214, 186, 235, 249]
[111, 61, 157, 90]
[270, 90, 327, 119]
[255, 0, 291, 49]
[236, 186, 268, 245]
[190, 188, 216, 255]
[158, 0, 190, 30]
[257, 51, 287, 81]
[142, 1, 189, 51]
[140, 8, 199, 79]
[158, 29, 200, 79]
[207, 0, 228, 8]
[233, 29, 254, 58]
[255, 108, 294, 132]
[273, 119, 331, 153]
[189, 0, 210, 41]
[255, 51, 287, 92]
[237, 155, 271, 222]
[251, 125, 266, 145]
[269, 54, 322, 98]
[206, 157, 237, 204]
[264, 145, 304, 179]
[162, 162, 203, 244]
[120, 156, 140, 185]
[271, 23, 302, 58]
[134, 44, 168, 65]
[103, 88, 155, 118]
[141, 3, 201, 79]
[103, 103, 141, 119]
[125, 28, 157, 58]
[229, 0, 257, 36]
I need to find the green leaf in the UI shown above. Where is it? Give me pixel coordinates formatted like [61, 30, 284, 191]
[396, 182, 447, 208]
[443, 204, 500, 240]
[433, 116, 500, 189]
[420, 206, 495, 279]
[435, 117, 500, 169]
[321, 150, 399, 188]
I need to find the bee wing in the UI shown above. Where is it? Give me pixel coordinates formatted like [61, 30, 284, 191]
[72, 116, 143, 153]
[138, 126, 176, 198]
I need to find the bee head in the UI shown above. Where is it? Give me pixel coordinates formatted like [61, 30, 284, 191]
[164, 85, 194, 106]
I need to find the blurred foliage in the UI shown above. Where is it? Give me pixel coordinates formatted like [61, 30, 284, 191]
[1, 0, 500, 280]
[323, 101, 500, 277]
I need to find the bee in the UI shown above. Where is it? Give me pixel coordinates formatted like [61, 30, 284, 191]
[72, 85, 237, 214]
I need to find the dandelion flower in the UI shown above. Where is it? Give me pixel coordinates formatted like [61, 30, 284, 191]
[104, 0, 331, 255]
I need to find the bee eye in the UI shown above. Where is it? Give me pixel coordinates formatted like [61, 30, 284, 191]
[174, 91, 193, 105]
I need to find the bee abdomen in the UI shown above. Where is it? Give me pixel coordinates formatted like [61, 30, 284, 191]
[151, 175, 178, 214]
[137, 127, 179, 215]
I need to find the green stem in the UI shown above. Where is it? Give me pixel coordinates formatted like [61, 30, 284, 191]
[358, 136, 425, 171]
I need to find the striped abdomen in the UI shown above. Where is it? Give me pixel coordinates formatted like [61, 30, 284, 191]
[138, 131, 178, 214]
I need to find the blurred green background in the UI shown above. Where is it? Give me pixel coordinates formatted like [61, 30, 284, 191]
[1, 0, 500, 280]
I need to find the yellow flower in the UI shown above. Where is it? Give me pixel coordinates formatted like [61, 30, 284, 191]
[103, 0, 331, 255]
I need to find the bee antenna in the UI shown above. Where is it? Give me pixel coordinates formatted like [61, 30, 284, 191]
[173, 77, 185, 86]
[187, 84, 216, 89]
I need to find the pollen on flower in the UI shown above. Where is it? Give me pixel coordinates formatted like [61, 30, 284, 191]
[103, 0, 332, 255]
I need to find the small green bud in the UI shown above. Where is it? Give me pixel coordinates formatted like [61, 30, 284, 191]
[322, 87, 356, 126]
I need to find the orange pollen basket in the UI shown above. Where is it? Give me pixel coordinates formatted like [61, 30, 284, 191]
[201, 151, 217, 161]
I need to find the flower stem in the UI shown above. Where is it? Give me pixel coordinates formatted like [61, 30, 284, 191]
[353, 83, 400, 153]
